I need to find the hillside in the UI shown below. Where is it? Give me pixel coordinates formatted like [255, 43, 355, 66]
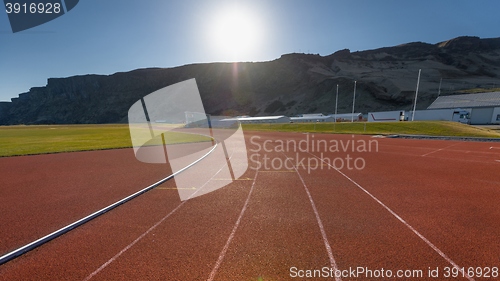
[1, 36, 500, 125]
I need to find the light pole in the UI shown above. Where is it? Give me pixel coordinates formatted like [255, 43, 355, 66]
[351, 81, 357, 122]
[335, 84, 338, 123]
[411, 69, 421, 121]
[438, 77, 442, 97]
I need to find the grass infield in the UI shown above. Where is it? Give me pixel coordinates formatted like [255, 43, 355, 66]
[243, 121, 500, 138]
[0, 124, 211, 157]
[2, 121, 498, 157]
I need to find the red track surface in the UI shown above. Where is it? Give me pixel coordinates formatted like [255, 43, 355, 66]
[1, 131, 499, 280]
[0, 149, 171, 255]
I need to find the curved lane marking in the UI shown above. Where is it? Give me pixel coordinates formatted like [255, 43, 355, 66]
[85, 137, 241, 280]
[0, 143, 218, 266]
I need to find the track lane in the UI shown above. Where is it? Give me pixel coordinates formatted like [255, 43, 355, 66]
[334, 138, 500, 269]
[297, 134, 499, 280]
[0, 142, 254, 280]
[210, 169, 333, 280]
[0, 148, 171, 255]
[1, 131, 499, 280]
[84, 176, 256, 281]
[242, 132, 498, 279]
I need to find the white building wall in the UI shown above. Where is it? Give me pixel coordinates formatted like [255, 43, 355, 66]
[470, 107, 495, 125]
[491, 107, 500, 124]
[233, 116, 291, 124]
[368, 111, 404, 122]
[290, 116, 335, 123]
[274, 117, 291, 123]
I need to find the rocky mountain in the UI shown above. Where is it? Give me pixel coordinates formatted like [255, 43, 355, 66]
[1, 36, 500, 125]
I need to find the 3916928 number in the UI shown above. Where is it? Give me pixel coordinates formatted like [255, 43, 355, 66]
[5, 2, 62, 14]
[444, 267, 499, 278]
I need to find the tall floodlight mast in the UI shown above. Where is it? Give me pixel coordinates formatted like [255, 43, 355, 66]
[438, 77, 442, 97]
[411, 69, 422, 121]
[351, 81, 357, 122]
[335, 84, 339, 122]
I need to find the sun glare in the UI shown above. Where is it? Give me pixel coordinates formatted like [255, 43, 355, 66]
[209, 6, 263, 61]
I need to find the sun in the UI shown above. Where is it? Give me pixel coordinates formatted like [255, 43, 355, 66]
[209, 6, 263, 61]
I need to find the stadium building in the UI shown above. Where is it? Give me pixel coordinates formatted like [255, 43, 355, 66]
[427, 91, 500, 125]
[220, 115, 291, 124]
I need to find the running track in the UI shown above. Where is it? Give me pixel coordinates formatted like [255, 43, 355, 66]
[0, 131, 499, 280]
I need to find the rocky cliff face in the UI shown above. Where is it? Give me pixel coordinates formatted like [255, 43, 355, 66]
[2, 36, 500, 125]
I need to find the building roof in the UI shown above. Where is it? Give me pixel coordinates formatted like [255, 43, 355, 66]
[427, 92, 500, 109]
[290, 116, 333, 120]
[328, 113, 363, 118]
[220, 115, 288, 121]
[300, 113, 325, 117]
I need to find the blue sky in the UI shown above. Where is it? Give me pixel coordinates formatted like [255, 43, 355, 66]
[1, 0, 499, 101]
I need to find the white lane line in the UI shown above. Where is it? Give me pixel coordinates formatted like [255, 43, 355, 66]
[309, 152, 475, 281]
[83, 201, 185, 281]
[284, 155, 341, 281]
[490, 147, 500, 150]
[207, 171, 258, 281]
[85, 145, 229, 281]
[421, 143, 461, 157]
[496, 160, 500, 163]
[0, 143, 218, 266]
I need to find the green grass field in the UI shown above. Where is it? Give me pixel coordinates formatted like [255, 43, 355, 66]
[0, 124, 211, 157]
[458, 87, 500, 94]
[243, 121, 500, 138]
[2, 121, 498, 157]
